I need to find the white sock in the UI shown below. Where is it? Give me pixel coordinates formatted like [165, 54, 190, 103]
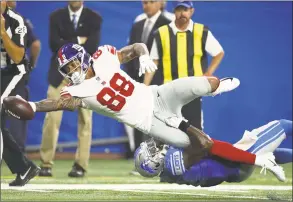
[254, 153, 275, 167]
[254, 155, 264, 167]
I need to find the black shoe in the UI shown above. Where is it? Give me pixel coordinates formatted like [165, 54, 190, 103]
[38, 167, 52, 177]
[9, 163, 41, 186]
[68, 163, 85, 177]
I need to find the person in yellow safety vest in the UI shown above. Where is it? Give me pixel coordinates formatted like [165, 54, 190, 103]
[148, 1, 225, 131]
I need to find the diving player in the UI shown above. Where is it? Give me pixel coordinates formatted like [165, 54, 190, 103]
[4, 43, 284, 178]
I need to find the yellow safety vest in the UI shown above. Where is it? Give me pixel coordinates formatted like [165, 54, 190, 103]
[157, 23, 208, 84]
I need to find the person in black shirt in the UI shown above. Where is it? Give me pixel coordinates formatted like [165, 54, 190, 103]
[6, 1, 41, 152]
[0, 0, 40, 187]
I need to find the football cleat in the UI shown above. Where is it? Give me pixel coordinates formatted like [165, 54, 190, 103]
[212, 77, 240, 96]
[257, 152, 286, 182]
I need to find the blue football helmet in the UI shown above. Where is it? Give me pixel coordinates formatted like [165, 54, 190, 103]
[57, 43, 92, 85]
[134, 138, 169, 178]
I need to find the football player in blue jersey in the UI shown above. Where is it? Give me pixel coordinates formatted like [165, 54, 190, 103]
[134, 119, 292, 186]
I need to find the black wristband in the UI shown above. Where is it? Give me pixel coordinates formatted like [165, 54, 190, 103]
[178, 121, 191, 133]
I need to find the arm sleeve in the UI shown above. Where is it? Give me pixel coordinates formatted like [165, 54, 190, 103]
[150, 39, 159, 60]
[205, 30, 223, 57]
[103, 45, 117, 56]
[11, 15, 27, 48]
[101, 45, 118, 60]
[95, 45, 120, 65]
[164, 148, 186, 176]
[150, 30, 161, 60]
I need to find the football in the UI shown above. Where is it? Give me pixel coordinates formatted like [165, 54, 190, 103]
[3, 96, 35, 120]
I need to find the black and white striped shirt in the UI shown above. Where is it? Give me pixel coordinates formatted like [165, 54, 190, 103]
[0, 7, 28, 75]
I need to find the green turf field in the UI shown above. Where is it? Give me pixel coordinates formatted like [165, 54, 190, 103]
[1, 160, 292, 201]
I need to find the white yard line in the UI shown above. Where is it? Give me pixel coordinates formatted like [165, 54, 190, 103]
[1, 184, 292, 191]
[113, 189, 269, 200]
[1, 184, 291, 200]
[21, 189, 55, 193]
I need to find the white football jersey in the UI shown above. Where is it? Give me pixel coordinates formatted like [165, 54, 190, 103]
[61, 45, 154, 134]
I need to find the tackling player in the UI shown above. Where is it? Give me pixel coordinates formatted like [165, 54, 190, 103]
[134, 119, 292, 185]
[4, 43, 284, 178]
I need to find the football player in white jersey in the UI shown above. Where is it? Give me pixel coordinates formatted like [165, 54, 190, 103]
[5, 43, 282, 171]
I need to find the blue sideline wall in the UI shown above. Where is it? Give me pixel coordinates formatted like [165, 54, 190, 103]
[15, 1, 292, 152]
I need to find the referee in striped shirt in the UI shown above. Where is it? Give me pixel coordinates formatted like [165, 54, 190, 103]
[1, 1, 40, 186]
[149, 1, 224, 130]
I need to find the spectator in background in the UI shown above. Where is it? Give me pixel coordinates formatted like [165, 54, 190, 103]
[124, 0, 171, 166]
[39, 1, 102, 178]
[149, 1, 224, 134]
[6, 1, 41, 152]
[134, 0, 175, 23]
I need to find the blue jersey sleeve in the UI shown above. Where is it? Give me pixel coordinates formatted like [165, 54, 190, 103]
[164, 147, 186, 176]
[160, 147, 189, 185]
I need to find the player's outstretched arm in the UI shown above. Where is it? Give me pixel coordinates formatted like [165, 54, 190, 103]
[117, 43, 149, 64]
[3, 95, 84, 120]
[33, 96, 83, 112]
